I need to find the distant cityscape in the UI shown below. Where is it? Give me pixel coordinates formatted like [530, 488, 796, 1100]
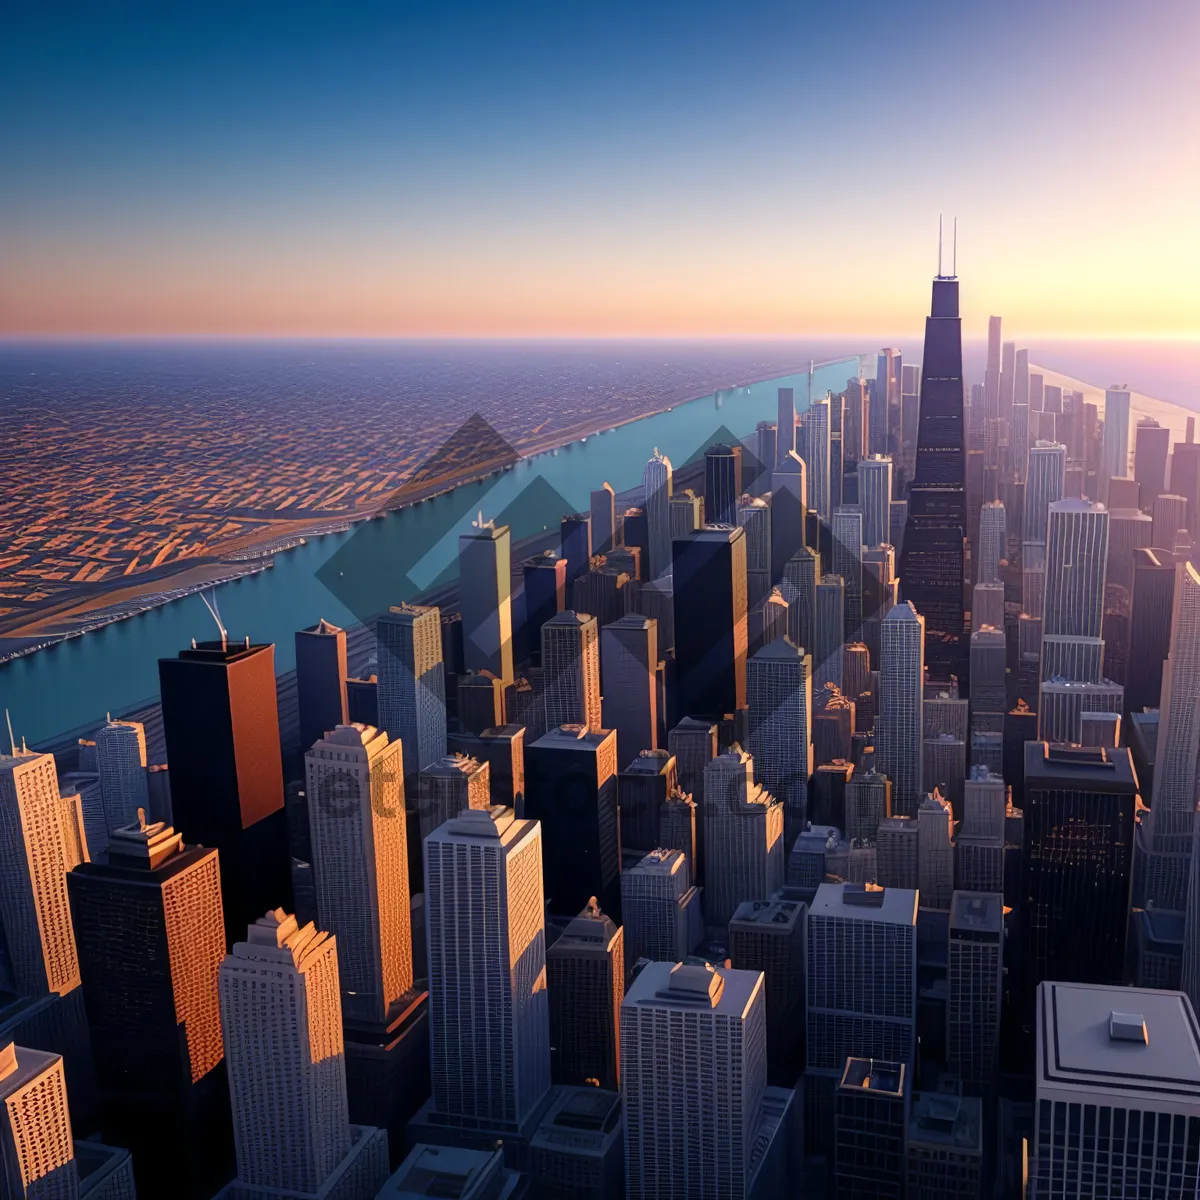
[6, 261, 1200, 1200]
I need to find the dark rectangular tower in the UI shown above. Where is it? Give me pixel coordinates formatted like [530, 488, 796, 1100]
[901, 270, 968, 692]
[157, 639, 290, 945]
[294, 618, 348, 757]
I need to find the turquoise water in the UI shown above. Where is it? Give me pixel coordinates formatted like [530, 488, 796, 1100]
[2, 356, 861, 744]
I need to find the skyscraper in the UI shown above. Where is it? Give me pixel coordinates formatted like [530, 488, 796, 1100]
[93, 715, 149, 835]
[777, 386, 796, 460]
[621, 962, 789, 1200]
[68, 814, 230, 1195]
[306, 724, 411, 1026]
[876, 603, 925, 817]
[600, 614, 658, 763]
[560, 512, 593, 589]
[658, 787, 698, 880]
[295, 619, 349, 762]
[669, 489, 703, 543]
[642, 449, 674, 580]
[1127, 546, 1179, 716]
[702, 748, 785, 928]
[737, 495, 771, 608]
[590, 484, 616, 556]
[541, 610, 601, 733]
[1142, 562, 1200, 911]
[1021, 743, 1138, 1017]
[0, 749, 84, 999]
[946, 890, 1003, 1095]
[1135, 418, 1171, 511]
[977, 499, 1006, 584]
[376, 603, 447, 783]
[1153, 492, 1189, 550]
[672, 525, 748, 720]
[746, 638, 813, 845]
[618, 750, 676, 854]
[158, 637, 290, 944]
[1107, 507, 1153, 594]
[814, 574, 845, 689]
[834, 1058, 908, 1200]
[422, 807, 550, 1134]
[0, 1042, 78, 1199]
[781, 544, 819, 656]
[1023, 441, 1067, 544]
[872, 349, 901, 456]
[1099, 385, 1132, 504]
[218, 910, 388, 1199]
[621, 848, 699, 965]
[523, 551, 567, 663]
[917, 790, 955, 909]
[1033, 982, 1200, 1200]
[799, 398, 831, 521]
[546, 899, 623, 1091]
[857, 455, 892, 549]
[845, 769, 890, 841]
[900, 266, 967, 689]
[807, 882, 918, 1075]
[459, 515, 514, 681]
[770, 452, 807, 586]
[831, 507, 863, 639]
[703, 444, 741, 526]
[525, 725, 620, 919]
[954, 767, 1006, 893]
[418, 753, 490, 844]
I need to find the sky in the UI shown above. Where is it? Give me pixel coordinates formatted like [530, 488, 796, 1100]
[2, 0, 1199, 339]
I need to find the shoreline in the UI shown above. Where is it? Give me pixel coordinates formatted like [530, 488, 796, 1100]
[0, 360, 829, 660]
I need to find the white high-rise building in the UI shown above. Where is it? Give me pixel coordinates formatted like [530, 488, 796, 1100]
[0, 749, 85, 997]
[643, 450, 674, 581]
[807, 881, 918, 1074]
[622, 961, 788, 1200]
[1147, 563, 1200, 914]
[94, 715, 149, 834]
[746, 638, 813, 843]
[0, 1042, 77, 1196]
[424, 806, 550, 1132]
[1100, 386, 1132, 505]
[305, 724, 411, 1025]
[702, 749, 784, 929]
[600, 614, 658, 763]
[458, 516, 514, 682]
[219, 910, 389, 1198]
[376, 602, 447, 781]
[857, 455, 893, 550]
[541, 610, 601, 733]
[1033, 981, 1200, 1198]
[977, 500, 1006, 584]
[876, 603, 925, 818]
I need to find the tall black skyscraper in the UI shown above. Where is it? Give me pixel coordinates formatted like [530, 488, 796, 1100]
[294, 618, 348, 757]
[901, 263, 968, 692]
[704, 443, 742, 526]
[672, 525, 748, 720]
[158, 639, 291, 944]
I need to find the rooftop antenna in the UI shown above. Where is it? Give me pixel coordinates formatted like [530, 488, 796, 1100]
[4, 710, 14, 757]
[199, 590, 228, 652]
[938, 213, 943, 277]
[953, 216, 957, 276]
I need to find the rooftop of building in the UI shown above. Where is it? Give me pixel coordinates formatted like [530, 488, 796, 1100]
[422, 753, 486, 778]
[624, 960, 760, 1017]
[1038, 981, 1200, 1101]
[838, 1057, 906, 1096]
[544, 609, 596, 629]
[627, 848, 686, 876]
[531, 724, 613, 752]
[949, 891, 1004, 934]
[621, 749, 673, 776]
[1024, 742, 1138, 793]
[535, 1085, 622, 1138]
[166, 638, 271, 666]
[810, 881, 917, 925]
[750, 636, 805, 662]
[908, 1091, 983, 1153]
[428, 805, 535, 848]
[729, 895, 805, 930]
[884, 600, 921, 623]
[1137, 905, 1185, 945]
[380, 1143, 510, 1199]
[549, 898, 619, 951]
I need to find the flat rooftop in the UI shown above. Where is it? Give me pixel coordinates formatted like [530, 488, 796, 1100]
[1038, 981, 1200, 1103]
[949, 891, 1004, 934]
[909, 1091, 983, 1153]
[810, 881, 917, 926]
[729, 896, 805, 930]
[624, 960, 760, 1019]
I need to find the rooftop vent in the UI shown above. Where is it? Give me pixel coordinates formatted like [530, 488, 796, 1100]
[1109, 1011, 1148, 1045]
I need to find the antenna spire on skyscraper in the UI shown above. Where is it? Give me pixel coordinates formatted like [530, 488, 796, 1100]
[938, 213, 943, 277]
[952, 216, 957, 277]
